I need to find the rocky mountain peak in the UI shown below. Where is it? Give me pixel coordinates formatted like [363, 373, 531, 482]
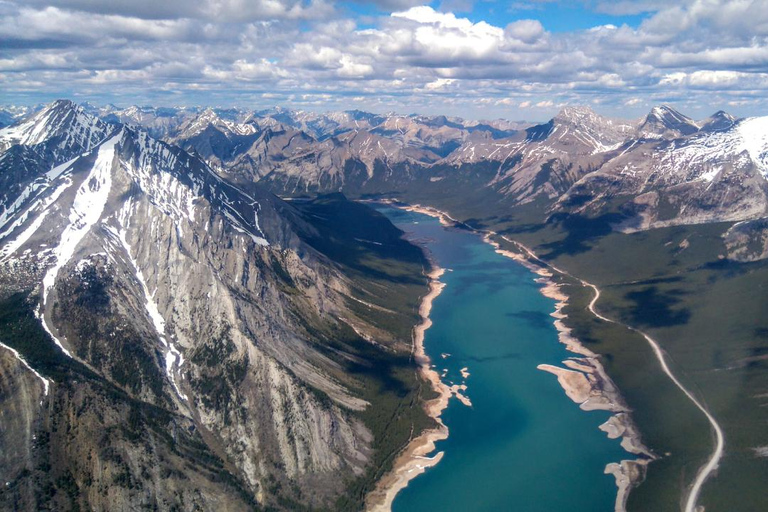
[701, 110, 738, 132]
[536, 106, 635, 153]
[638, 105, 700, 139]
[554, 105, 599, 124]
[0, 99, 115, 157]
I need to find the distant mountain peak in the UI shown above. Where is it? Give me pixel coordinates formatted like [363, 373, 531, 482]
[701, 110, 738, 132]
[647, 104, 694, 122]
[555, 105, 597, 120]
[639, 104, 699, 138]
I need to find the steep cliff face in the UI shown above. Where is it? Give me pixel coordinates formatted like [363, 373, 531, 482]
[0, 347, 45, 501]
[0, 102, 431, 510]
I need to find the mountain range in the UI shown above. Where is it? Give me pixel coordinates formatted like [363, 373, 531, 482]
[78, 100, 767, 262]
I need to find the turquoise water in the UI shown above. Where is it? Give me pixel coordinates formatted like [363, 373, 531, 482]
[379, 206, 627, 512]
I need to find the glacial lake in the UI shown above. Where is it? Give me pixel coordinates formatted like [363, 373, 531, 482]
[378, 206, 628, 512]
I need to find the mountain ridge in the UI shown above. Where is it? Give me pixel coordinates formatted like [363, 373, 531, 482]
[0, 100, 435, 511]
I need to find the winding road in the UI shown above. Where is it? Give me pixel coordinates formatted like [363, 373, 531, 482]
[501, 235, 724, 512]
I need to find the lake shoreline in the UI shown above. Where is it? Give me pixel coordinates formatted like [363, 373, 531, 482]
[368, 200, 654, 512]
[365, 264, 453, 512]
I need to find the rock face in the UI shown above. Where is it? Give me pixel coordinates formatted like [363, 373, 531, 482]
[0, 101, 430, 510]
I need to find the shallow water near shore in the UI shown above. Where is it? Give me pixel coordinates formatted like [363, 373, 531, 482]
[378, 206, 628, 512]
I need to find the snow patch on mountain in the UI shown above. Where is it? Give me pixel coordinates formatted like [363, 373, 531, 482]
[650, 115, 768, 183]
[182, 108, 257, 138]
[0, 156, 81, 244]
[41, 132, 120, 309]
[738, 117, 768, 179]
[104, 204, 188, 402]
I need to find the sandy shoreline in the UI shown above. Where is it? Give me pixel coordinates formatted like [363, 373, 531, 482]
[367, 200, 655, 512]
[364, 266, 452, 512]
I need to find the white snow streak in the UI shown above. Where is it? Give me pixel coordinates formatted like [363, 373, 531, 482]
[0, 178, 72, 261]
[737, 116, 768, 178]
[37, 132, 121, 358]
[104, 211, 188, 402]
[0, 157, 81, 260]
[0, 340, 50, 399]
[41, 132, 120, 306]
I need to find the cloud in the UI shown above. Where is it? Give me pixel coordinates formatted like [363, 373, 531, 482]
[388, 6, 507, 65]
[592, 0, 671, 16]
[504, 19, 545, 44]
[1, 0, 768, 120]
[337, 55, 374, 78]
[424, 78, 456, 90]
[18, 0, 335, 22]
[660, 70, 768, 89]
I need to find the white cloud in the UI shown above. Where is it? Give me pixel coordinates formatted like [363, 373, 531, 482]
[504, 19, 545, 43]
[19, 0, 335, 22]
[337, 55, 374, 78]
[424, 78, 456, 90]
[2, 0, 768, 119]
[660, 70, 768, 89]
[389, 6, 506, 65]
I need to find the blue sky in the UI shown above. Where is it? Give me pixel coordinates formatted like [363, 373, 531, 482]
[340, 1, 648, 31]
[2, 0, 767, 120]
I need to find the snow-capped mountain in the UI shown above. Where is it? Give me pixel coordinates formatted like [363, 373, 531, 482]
[557, 115, 768, 231]
[700, 110, 738, 133]
[637, 105, 701, 139]
[0, 101, 432, 511]
[0, 101, 120, 236]
[0, 100, 115, 155]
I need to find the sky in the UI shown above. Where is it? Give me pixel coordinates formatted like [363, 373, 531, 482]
[1, 0, 768, 121]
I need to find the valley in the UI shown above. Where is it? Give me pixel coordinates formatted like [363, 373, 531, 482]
[1, 99, 767, 511]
